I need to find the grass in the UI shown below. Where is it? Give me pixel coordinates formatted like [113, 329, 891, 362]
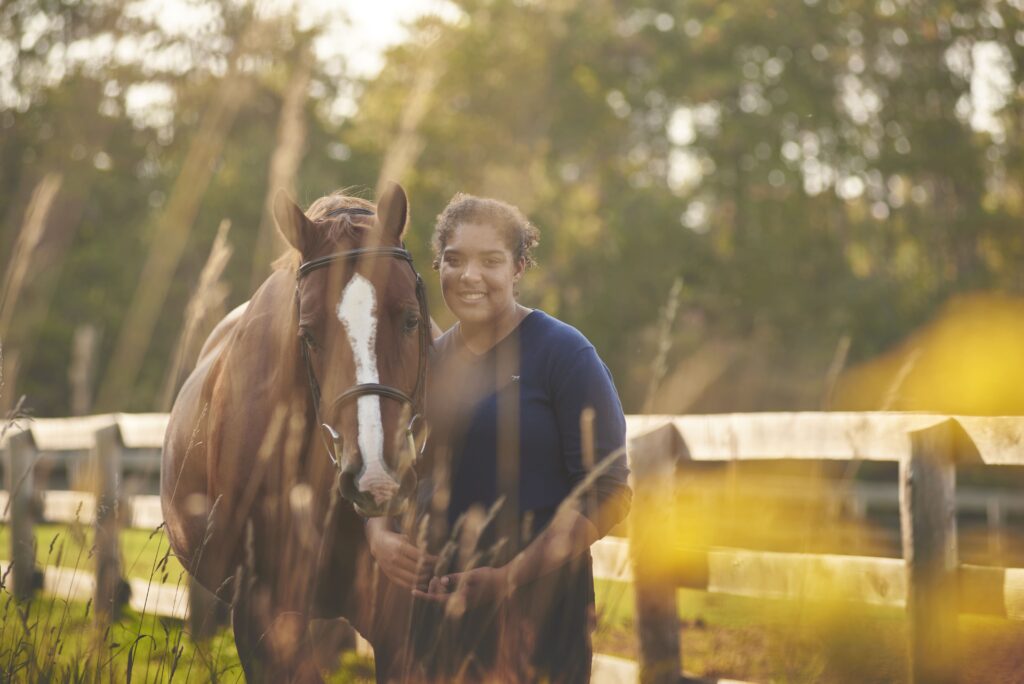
[0, 592, 243, 682]
[0, 592, 378, 683]
[0, 523, 188, 582]
[2, 524, 1023, 682]
[594, 579, 1024, 684]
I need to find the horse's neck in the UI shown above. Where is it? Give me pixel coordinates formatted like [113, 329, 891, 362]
[210, 269, 340, 499]
[216, 270, 307, 415]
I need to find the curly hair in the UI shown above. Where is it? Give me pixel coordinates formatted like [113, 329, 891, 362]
[431, 193, 540, 270]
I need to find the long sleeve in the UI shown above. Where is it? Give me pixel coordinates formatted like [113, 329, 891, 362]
[551, 345, 632, 537]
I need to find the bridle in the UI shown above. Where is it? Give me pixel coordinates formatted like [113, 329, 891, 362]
[295, 207, 431, 492]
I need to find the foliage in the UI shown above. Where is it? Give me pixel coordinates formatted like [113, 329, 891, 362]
[335, 0, 1024, 410]
[2, 0, 1024, 413]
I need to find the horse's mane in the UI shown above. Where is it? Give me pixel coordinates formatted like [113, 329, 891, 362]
[272, 189, 377, 271]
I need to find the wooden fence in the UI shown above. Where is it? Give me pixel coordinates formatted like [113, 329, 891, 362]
[2, 412, 1023, 683]
[0, 413, 224, 632]
[626, 413, 1024, 684]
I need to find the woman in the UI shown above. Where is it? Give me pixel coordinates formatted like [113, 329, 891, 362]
[366, 193, 631, 683]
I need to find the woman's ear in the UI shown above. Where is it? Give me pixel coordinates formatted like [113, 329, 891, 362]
[273, 189, 313, 253]
[513, 257, 526, 281]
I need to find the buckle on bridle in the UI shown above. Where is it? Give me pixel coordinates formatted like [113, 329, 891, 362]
[321, 423, 343, 468]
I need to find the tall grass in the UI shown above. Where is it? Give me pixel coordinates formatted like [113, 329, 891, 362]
[159, 219, 234, 411]
[0, 517, 386, 682]
[0, 500, 237, 682]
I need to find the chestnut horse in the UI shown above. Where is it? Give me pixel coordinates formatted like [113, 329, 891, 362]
[161, 184, 429, 682]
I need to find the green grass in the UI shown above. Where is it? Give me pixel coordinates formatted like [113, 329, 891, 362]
[0, 523, 188, 582]
[0, 592, 242, 682]
[0, 593, 377, 682]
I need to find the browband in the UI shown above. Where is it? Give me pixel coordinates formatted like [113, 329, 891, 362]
[296, 247, 414, 279]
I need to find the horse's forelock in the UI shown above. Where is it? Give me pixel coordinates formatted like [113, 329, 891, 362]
[272, 190, 377, 271]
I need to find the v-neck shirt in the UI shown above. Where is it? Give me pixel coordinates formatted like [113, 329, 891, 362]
[426, 309, 630, 548]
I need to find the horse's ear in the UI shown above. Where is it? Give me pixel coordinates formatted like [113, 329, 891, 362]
[376, 182, 409, 241]
[273, 189, 312, 252]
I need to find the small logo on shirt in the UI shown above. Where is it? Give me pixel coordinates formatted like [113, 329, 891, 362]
[511, 375, 520, 382]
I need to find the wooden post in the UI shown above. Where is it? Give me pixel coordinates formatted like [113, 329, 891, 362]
[900, 419, 958, 684]
[94, 424, 125, 619]
[7, 430, 38, 601]
[629, 421, 682, 684]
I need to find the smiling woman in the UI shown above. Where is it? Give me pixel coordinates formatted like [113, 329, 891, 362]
[366, 193, 632, 683]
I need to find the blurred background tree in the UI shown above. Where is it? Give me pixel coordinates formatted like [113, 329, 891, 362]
[2, 0, 1023, 416]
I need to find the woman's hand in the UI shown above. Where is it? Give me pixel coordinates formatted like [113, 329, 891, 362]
[365, 518, 436, 591]
[413, 566, 511, 607]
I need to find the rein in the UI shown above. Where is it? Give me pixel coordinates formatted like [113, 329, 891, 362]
[295, 233, 431, 469]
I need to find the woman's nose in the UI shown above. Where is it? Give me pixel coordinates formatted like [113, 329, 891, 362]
[460, 262, 481, 281]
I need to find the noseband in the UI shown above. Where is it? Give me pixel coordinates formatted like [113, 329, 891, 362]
[295, 214, 431, 472]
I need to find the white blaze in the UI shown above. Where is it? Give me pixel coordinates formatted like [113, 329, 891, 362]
[336, 274, 394, 499]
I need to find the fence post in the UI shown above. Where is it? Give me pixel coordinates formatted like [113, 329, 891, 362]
[900, 419, 958, 684]
[7, 430, 39, 601]
[629, 421, 682, 684]
[94, 424, 126, 619]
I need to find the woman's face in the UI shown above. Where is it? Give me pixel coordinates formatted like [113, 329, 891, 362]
[439, 222, 524, 327]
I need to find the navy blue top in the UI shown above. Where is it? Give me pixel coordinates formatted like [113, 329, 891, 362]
[426, 309, 631, 553]
[413, 310, 631, 681]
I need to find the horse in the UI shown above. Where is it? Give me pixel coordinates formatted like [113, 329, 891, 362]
[161, 183, 431, 682]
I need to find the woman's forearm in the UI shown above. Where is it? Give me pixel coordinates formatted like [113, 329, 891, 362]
[504, 507, 599, 590]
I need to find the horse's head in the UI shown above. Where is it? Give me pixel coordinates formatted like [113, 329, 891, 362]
[273, 183, 429, 518]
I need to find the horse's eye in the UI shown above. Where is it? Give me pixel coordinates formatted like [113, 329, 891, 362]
[403, 311, 420, 334]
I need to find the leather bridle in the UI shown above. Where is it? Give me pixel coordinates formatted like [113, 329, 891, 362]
[294, 214, 431, 491]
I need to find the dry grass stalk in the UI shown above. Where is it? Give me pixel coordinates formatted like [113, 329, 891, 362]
[880, 347, 922, 411]
[158, 219, 233, 410]
[642, 276, 684, 413]
[0, 173, 63, 337]
[820, 333, 851, 410]
[649, 337, 740, 414]
[96, 33, 258, 411]
[374, 33, 442, 199]
[250, 44, 313, 289]
[0, 172, 63, 339]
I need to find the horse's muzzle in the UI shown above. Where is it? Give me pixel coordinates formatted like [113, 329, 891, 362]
[322, 422, 419, 517]
[339, 469, 417, 518]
